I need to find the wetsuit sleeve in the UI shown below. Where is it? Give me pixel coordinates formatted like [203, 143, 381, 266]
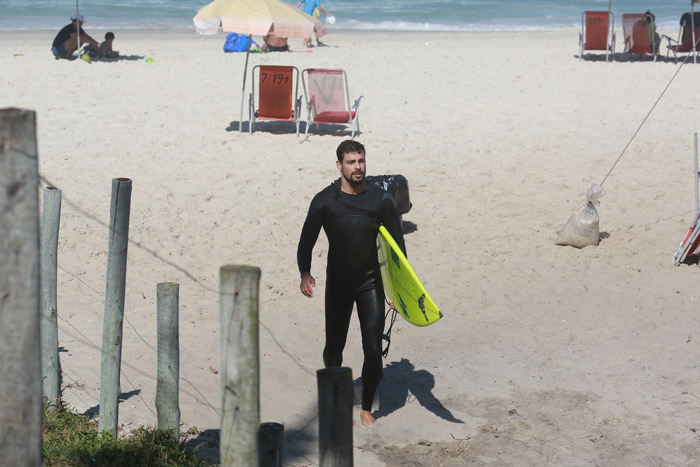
[297, 194, 325, 277]
[381, 193, 407, 257]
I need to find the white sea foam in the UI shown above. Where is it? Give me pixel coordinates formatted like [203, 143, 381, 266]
[0, 0, 693, 33]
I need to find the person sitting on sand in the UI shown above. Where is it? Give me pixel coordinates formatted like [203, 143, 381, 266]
[98, 31, 119, 59]
[261, 32, 289, 52]
[51, 14, 100, 60]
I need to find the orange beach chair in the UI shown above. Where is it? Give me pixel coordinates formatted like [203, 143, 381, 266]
[666, 12, 700, 62]
[622, 13, 658, 61]
[301, 68, 362, 139]
[248, 65, 302, 135]
[579, 11, 615, 62]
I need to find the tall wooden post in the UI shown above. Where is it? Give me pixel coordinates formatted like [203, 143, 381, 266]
[0, 108, 42, 465]
[156, 282, 180, 438]
[219, 265, 261, 467]
[318, 367, 354, 467]
[40, 186, 62, 411]
[98, 177, 132, 438]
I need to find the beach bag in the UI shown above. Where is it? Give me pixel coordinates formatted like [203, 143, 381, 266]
[223, 33, 256, 53]
[555, 183, 605, 248]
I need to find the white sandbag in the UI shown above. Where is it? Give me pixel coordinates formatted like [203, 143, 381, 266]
[556, 184, 605, 248]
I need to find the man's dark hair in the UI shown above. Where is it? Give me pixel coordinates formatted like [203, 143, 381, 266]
[105, 32, 115, 40]
[336, 140, 365, 162]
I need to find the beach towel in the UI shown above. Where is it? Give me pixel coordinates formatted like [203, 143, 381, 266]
[223, 33, 257, 53]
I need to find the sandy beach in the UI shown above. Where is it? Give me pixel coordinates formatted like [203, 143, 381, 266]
[3, 27, 700, 465]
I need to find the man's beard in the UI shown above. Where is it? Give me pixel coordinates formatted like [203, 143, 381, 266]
[344, 171, 365, 186]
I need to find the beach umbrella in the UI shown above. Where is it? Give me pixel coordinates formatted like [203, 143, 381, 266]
[193, 0, 327, 132]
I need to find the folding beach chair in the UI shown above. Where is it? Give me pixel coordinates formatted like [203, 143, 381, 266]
[673, 134, 700, 266]
[248, 65, 302, 135]
[579, 11, 615, 62]
[666, 12, 700, 63]
[622, 14, 658, 61]
[301, 68, 363, 139]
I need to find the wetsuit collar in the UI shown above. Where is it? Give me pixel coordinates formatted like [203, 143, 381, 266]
[334, 177, 367, 196]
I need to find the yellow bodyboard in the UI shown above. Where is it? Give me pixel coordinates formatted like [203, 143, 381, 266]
[376, 226, 442, 327]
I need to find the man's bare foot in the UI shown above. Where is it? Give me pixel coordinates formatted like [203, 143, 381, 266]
[360, 410, 375, 426]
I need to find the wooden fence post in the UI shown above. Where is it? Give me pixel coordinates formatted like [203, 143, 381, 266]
[98, 177, 132, 438]
[317, 367, 354, 467]
[219, 265, 261, 467]
[156, 282, 180, 438]
[259, 422, 284, 467]
[0, 108, 42, 466]
[40, 186, 62, 411]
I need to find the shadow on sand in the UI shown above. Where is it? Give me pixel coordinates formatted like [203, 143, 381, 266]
[226, 120, 356, 137]
[354, 358, 464, 424]
[81, 389, 142, 416]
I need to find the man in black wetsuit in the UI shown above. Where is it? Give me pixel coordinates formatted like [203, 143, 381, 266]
[297, 140, 406, 426]
[51, 14, 100, 60]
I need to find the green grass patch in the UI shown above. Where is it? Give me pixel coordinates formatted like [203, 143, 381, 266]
[43, 402, 214, 466]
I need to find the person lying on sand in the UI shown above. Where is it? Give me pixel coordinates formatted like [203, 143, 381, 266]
[261, 32, 289, 52]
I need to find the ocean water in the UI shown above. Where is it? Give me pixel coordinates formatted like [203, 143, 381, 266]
[0, 0, 694, 32]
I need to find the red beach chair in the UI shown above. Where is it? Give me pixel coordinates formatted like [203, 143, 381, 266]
[579, 11, 615, 62]
[673, 212, 700, 265]
[673, 134, 700, 266]
[666, 12, 700, 62]
[301, 68, 362, 139]
[248, 65, 302, 135]
[622, 14, 658, 61]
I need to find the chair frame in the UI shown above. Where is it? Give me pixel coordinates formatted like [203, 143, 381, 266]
[248, 64, 302, 136]
[301, 68, 363, 139]
[666, 12, 700, 63]
[579, 11, 616, 62]
[622, 13, 658, 62]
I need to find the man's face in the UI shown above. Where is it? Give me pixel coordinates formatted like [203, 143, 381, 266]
[337, 151, 366, 187]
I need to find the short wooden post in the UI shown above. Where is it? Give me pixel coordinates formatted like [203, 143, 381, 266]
[40, 186, 62, 411]
[259, 422, 284, 467]
[0, 108, 42, 465]
[219, 265, 261, 467]
[156, 282, 180, 438]
[318, 367, 354, 467]
[98, 177, 132, 438]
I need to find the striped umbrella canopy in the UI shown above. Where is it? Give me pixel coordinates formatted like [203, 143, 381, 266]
[194, 0, 326, 39]
[194, 0, 327, 131]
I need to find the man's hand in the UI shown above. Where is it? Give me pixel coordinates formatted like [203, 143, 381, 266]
[300, 272, 315, 297]
[388, 300, 396, 311]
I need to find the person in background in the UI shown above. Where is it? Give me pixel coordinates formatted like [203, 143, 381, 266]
[295, 0, 332, 47]
[261, 32, 289, 52]
[644, 10, 661, 53]
[98, 31, 119, 58]
[51, 14, 100, 60]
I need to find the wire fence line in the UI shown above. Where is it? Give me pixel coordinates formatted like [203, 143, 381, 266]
[30, 169, 319, 430]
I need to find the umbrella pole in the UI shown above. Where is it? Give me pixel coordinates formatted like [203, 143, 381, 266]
[76, 0, 81, 55]
[239, 38, 252, 133]
[693, 1, 698, 64]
